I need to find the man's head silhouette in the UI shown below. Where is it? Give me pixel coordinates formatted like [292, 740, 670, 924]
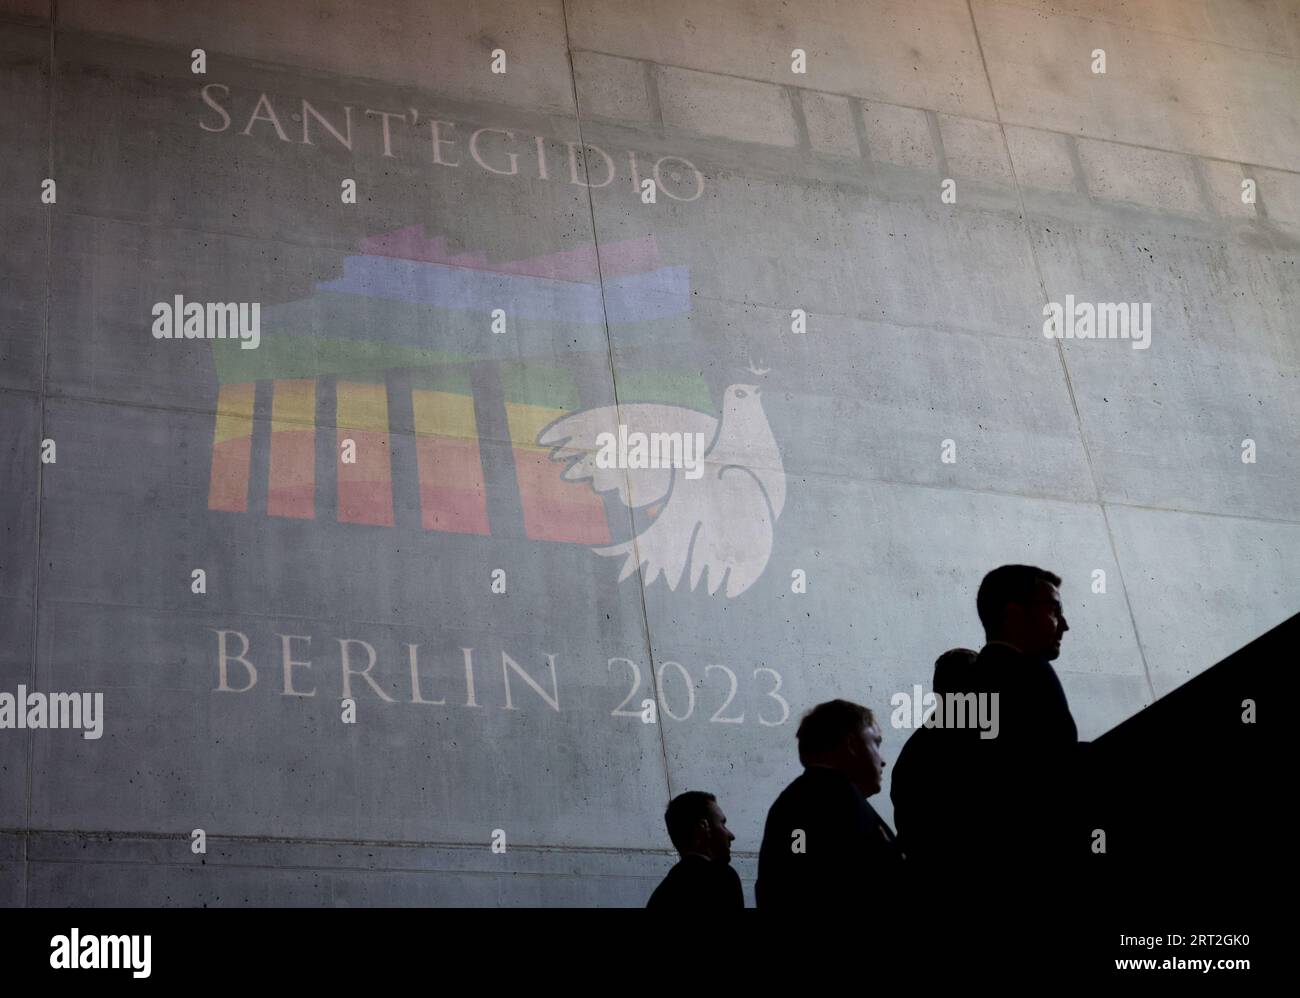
[933, 647, 978, 695]
[976, 565, 1069, 661]
[796, 699, 884, 797]
[664, 791, 735, 863]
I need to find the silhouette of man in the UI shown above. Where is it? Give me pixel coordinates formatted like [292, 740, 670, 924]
[646, 791, 743, 909]
[890, 647, 977, 865]
[756, 700, 903, 910]
[891, 565, 1081, 883]
[931, 647, 979, 697]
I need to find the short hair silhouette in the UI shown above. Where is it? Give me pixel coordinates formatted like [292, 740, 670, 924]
[664, 791, 717, 853]
[976, 565, 1062, 636]
[796, 699, 875, 765]
[933, 647, 978, 695]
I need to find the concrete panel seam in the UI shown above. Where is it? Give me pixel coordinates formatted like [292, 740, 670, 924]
[559, 0, 674, 810]
[1189, 156, 1227, 221]
[35, 77, 1300, 242]
[965, 0, 1158, 703]
[569, 47, 1006, 125]
[1098, 506, 1159, 702]
[564, 53, 1300, 190]
[45, 28, 1300, 182]
[246, 379, 272, 520]
[997, 122, 1300, 181]
[55, 23, 579, 118]
[1064, 135, 1092, 199]
[1250, 164, 1273, 221]
[26, 858, 670, 884]
[924, 109, 951, 180]
[14, 826, 684, 855]
[576, 39, 1300, 179]
[314, 376, 338, 523]
[25, 0, 59, 908]
[851, 98, 876, 171]
[787, 85, 813, 152]
[642, 60, 664, 129]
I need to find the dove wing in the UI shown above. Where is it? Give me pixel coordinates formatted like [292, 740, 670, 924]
[538, 403, 718, 509]
[686, 465, 777, 597]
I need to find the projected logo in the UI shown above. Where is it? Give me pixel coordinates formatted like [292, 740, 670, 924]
[206, 226, 786, 596]
[540, 383, 785, 597]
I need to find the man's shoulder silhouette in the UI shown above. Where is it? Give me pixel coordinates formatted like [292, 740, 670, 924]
[764, 767, 871, 842]
[891, 713, 982, 862]
[757, 767, 901, 909]
[646, 854, 743, 910]
[974, 642, 1078, 746]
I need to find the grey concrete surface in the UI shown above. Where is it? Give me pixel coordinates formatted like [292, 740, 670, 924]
[0, 0, 1296, 906]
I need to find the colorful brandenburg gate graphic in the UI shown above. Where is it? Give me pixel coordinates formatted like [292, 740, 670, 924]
[206, 227, 707, 544]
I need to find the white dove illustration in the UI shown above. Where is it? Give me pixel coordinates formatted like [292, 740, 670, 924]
[538, 385, 786, 598]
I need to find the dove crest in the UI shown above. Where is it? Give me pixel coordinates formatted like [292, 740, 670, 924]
[539, 384, 786, 598]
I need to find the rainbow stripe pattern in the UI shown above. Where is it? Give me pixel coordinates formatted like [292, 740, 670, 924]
[206, 227, 698, 543]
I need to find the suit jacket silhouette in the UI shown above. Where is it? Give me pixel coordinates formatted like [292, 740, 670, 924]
[646, 854, 744, 910]
[756, 766, 903, 910]
[891, 642, 1081, 879]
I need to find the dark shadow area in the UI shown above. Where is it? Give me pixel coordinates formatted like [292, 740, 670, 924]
[888, 610, 1285, 964]
[1075, 611, 1286, 921]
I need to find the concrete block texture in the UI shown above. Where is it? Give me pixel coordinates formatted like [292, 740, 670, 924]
[0, 0, 47, 20]
[1005, 125, 1077, 192]
[0, 207, 47, 391]
[573, 51, 653, 123]
[1255, 166, 1300, 226]
[972, 0, 1300, 171]
[566, 0, 998, 118]
[937, 113, 1014, 185]
[802, 91, 859, 157]
[656, 65, 798, 147]
[861, 101, 939, 171]
[1, 1, 1296, 906]
[1107, 505, 1300, 697]
[0, 604, 34, 828]
[0, 24, 48, 212]
[0, 392, 39, 603]
[1076, 139, 1204, 214]
[57, 0, 579, 113]
[1198, 159, 1258, 219]
[19, 831, 771, 906]
[1030, 223, 1300, 522]
[974, 0, 1300, 59]
[0, 395, 36, 831]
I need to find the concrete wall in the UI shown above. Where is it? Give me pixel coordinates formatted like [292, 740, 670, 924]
[1, 0, 1297, 906]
